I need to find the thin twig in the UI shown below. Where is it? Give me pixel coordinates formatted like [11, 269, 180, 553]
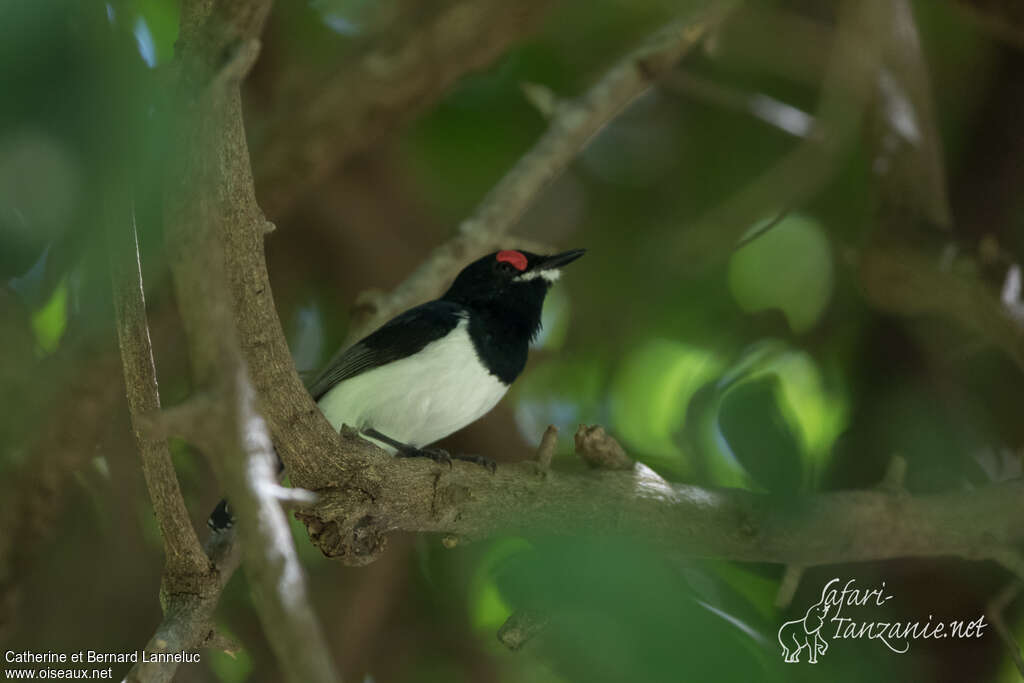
[668, 0, 887, 272]
[498, 609, 550, 650]
[135, 394, 219, 448]
[868, 0, 952, 231]
[252, 0, 555, 218]
[990, 548, 1024, 584]
[663, 71, 814, 138]
[346, 0, 739, 343]
[878, 454, 908, 495]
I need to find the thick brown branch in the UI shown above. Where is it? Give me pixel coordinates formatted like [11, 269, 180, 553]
[298, 430, 1024, 570]
[124, 532, 240, 683]
[860, 246, 1024, 372]
[134, 1, 340, 682]
[107, 199, 210, 581]
[212, 1, 1024, 642]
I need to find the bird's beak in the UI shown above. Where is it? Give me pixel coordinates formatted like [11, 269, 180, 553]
[533, 249, 586, 271]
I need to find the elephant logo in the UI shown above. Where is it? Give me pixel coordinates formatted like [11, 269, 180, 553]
[778, 596, 830, 663]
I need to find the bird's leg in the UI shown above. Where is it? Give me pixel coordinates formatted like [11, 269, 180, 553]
[363, 428, 452, 468]
[362, 428, 495, 472]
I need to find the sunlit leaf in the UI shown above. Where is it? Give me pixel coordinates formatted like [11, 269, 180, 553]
[718, 375, 803, 492]
[469, 537, 533, 632]
[609, 338, 725, 466]
[728, 213, 833, 333]
[699, 342, 848, 490]
[31, 276, 67, 355]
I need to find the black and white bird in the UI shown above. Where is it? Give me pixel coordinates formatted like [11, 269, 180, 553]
[209, 248, 584, 530]
[310, 247, 585, 465]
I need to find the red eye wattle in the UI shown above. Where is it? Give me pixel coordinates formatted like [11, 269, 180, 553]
[496, 250, 528, 271]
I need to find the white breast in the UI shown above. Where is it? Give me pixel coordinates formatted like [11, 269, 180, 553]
[316, 321, 509, 452]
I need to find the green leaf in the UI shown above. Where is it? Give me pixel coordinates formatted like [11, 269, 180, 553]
[469, 537, 534, 632]
[30, 276, 67, 355]
[609, 338, 725, 466]
[728, 213, 833, 333]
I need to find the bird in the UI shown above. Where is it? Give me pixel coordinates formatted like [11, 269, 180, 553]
[208, 248, 584, 530]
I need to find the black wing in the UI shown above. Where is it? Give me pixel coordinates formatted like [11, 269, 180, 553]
[306, 301, 467, 401]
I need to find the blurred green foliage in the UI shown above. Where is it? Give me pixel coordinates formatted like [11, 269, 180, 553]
[728, 213, 833, 333]
[1, 0, 1022, 681]
[30, 277, 68, 355]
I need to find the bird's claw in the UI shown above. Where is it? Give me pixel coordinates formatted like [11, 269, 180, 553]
[396, 447, 496, 473]
[453, 453, 497, 474]
[398, 446, 452, 468]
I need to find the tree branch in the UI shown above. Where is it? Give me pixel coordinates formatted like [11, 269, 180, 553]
[668, 0, 887, 273]
[222, 0, 1024, 578]
[295, 428, 1024, 569]
[225, 2, 739, 493]
[106, 197, 210, 582]
[171, 0, 1024, 668]
[858, 0, 1024, 373]
[952, 0, 1024, 49]
[131, 0, 340, 681]
[124, 532, 240, 683]
[250, 0, 555, 218]
[344, 0, 739, 343]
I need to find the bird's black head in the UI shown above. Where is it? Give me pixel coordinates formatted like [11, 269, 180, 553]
[442, 248, 585, 340]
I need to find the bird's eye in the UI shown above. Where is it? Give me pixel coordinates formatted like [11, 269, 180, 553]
[498, 261, 516, 274]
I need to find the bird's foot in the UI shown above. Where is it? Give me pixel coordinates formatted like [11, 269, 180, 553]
[451, 453, 497, 474]
[394, 447, 496, 473]
[396, 446, 452, 468]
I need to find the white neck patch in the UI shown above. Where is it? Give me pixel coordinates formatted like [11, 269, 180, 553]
[514, 268, 561, 283]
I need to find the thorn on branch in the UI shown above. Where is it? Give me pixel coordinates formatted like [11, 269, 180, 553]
[535, 425, 558, 472]
[497, 609, 550, 651]
[520, 82, 560, 119]
[990, 547, 1024, 584]
[210, 38, 262, 92]
[878, 453, 908, 495]
[775, 565, 805, 609]
[204, 629, 243, 656]
[137, 394, 219, 449]
[575, 425, 633, 470]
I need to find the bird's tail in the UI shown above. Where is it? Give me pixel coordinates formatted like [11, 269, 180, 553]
[206, 448, 286, 533]
[208, 498, 233, 532]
